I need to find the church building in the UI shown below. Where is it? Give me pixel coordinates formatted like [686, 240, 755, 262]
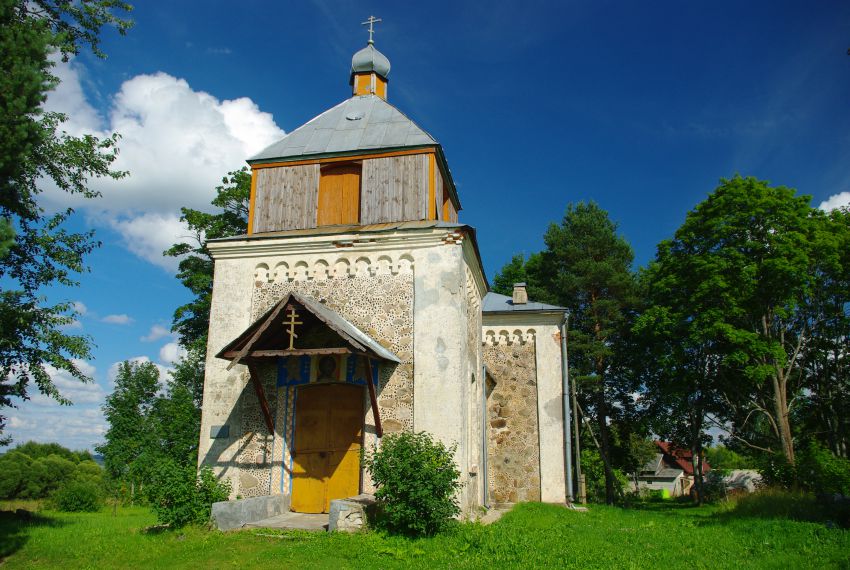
[198, 28, 571, 518]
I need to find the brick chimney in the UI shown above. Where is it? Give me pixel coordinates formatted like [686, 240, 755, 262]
[512, 283, 528, 305]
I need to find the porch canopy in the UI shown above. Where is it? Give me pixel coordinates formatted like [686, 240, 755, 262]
[216, 291, 400, 436]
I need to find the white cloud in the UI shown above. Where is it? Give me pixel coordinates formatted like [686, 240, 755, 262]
[108, 212, 192, 271]
[25, 359, 104, 406]
[102, 314, 134, 325]
[819, 191, 850, 211]
[159, 342, 187, 366]
[62, 319, 83, 330]
[43, 60, 285, 272]
[73, 301, 89, 316]
[141, 324, 172, 342]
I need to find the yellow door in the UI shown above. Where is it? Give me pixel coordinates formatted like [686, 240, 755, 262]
[318, 165, 360, 226]
[291, 384, 363, 513]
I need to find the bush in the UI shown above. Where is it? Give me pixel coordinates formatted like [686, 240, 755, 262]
[52, 481, 103, 512]
[760, 442, 850, 495]
[724, 488, 850, 528]
[146, 462, 230, 528]
[363, 431, 461, 536]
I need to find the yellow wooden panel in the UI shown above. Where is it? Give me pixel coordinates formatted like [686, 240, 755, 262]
[353, 74, 370, 96]
[326, 449, 361, 512]
[375, 76, 387, 99]
[318, 165, 360, 226]
[291, 384, 363, 514]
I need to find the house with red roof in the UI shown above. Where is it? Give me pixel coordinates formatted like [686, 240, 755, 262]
[634, 441, 711, 497]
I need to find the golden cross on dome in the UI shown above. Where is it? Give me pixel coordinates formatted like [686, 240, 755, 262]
[361, 15, 382, 45]
[284, 305, 302, 350]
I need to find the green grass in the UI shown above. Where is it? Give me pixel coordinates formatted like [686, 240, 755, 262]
[2, 500, 848, 569]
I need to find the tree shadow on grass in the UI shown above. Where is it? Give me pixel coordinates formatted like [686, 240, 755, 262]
[0, 509, 66, 561]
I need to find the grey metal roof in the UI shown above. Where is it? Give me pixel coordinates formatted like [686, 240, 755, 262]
[482, 292, 566, 313]
[248, 95, 437, 163]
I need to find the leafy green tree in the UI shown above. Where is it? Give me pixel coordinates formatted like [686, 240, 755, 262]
[97, 360, 159, 498]
[634, 256, 727, 503]
[0, 441, 102, 499]
[796, 207, 850, 458]
[98, 357, 203, 499]
[646, 176, 837, 466]
[491, 252, 548, 301]
[0, 0, 132, 444]
[542, 202, 638, 504]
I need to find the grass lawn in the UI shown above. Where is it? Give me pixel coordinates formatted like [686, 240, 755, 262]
[2, 500, 848, 569]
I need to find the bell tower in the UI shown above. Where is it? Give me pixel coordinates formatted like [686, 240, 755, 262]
[244, 20, 461, 236]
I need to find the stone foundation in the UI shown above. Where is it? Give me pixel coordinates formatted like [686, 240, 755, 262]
[328, 494, 376, 533]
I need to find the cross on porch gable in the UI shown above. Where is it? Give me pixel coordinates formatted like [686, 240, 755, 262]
[283, 304, 303, 349]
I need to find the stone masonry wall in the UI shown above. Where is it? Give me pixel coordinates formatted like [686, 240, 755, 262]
[483, 337, 540, 504]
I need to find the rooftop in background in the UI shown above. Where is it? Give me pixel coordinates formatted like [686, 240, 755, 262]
[248, 95, 437, 164]
[482, 292, 566, 314]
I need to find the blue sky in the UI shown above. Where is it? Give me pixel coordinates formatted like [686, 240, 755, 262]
[7, 1, 850, 450]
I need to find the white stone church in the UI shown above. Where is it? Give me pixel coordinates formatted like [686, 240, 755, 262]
[198, 34, 571, 518]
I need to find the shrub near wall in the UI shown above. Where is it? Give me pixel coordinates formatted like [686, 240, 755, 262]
[146, 462, 230, 528]
[363, 431, 461, 536]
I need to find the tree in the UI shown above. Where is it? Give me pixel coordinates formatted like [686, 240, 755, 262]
[796, 207, 850, 457]
[97, 360, 159, 498]
[98, 358, 205, 498]
[0, 0, 132, 444]
[634, 255, 727, 503]
[541, 202, 638, 504]
[647, 176, 840, 467]
[491, 252, 548, 301]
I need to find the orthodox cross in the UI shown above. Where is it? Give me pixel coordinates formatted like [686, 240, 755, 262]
[361, 15, 382, 45]
[283, 304, 302, 349]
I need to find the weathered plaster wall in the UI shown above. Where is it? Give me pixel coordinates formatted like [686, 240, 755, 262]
[483, 336, 541, 503]
[532, 324, 566, 503]
[198, 256, 258, 495]
[412, 239, 472, 510]
[463, 263, 484, 512]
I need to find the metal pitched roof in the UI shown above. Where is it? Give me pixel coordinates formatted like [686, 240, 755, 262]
[248, 95, 437, 163]
[482, 292, 566, 314]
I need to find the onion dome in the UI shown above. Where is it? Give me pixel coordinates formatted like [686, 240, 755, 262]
[350, 43, 391, 80]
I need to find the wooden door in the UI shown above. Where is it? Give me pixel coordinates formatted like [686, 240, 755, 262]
[291, 384, 363, 513]
[317, 165, 360, 226]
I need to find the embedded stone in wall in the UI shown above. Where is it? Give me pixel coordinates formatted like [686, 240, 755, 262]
[235, 361, 277, 498]
[484, 340, 541, 504]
